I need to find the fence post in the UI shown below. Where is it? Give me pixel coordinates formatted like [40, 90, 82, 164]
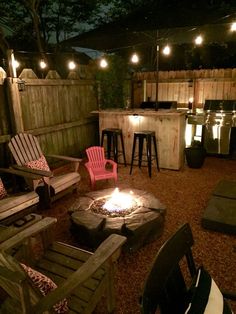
[5, 49, 24, 133]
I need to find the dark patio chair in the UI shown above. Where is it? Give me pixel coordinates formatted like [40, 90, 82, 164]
[140, 223, 236, 314]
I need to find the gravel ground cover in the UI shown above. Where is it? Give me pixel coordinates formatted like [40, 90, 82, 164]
[41, 156, 236, 313]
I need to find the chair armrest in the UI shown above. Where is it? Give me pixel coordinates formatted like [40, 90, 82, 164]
[0, 217, 57, 252]
[222, 291, 236, 301]
[106, 159, 118, 168]
[46, 154, 82, 163]
[0, 265, 25, 283]
[32, 234, 127, 313]
[46, 155, 82, 172]
[0, 167, 42, 180]
[11, 165, 53, 177]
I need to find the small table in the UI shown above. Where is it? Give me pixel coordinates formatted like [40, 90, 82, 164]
[70, 188, 166, 252]
[0, 213, 42, 244]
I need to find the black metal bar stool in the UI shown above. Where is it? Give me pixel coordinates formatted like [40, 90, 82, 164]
[130, 130, 160, 177]
[101, 128, 127, 166]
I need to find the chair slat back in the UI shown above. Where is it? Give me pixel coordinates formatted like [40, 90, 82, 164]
[8, 133, 43, 165]
[141, 223, 197, 314]
[86, 146, 106, 170]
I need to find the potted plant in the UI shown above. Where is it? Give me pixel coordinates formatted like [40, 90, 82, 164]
[184, 140, 206, 168]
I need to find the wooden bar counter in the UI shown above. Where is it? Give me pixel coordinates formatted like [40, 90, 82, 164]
[94, 109, 186, 170]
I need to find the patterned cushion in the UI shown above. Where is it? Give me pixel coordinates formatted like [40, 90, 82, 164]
[25, 155, 51, 172]
[185, 266, 232, 314]
[0, 178, 7, 199]
[20, 263, 68, 313]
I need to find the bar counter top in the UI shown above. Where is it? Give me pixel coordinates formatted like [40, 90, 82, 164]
[95, 109, 186, 170]
[92, 108, 186, 117]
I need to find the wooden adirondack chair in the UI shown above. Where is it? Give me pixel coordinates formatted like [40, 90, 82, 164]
[0, 167, 40, 225]
[85, 146, 118, 189]
[0, 217, 126, 314]
[8, 133, 82, 208]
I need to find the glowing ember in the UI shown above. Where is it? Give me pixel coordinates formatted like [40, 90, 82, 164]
[103, 188, 136, 212]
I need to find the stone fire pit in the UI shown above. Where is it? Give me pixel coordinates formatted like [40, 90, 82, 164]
[70, 188, 166, 252]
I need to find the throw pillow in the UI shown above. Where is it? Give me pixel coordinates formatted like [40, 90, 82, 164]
[20, 263, 68, 313]
[185, 266, 232, 314]
[0, 178, 7, 199]
[25, 155, 51, 172]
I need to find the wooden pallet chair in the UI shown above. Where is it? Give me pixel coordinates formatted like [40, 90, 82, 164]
[8, 133, 82, 208]
[0, 217, 126, 313]
[0, 167, 40, 225]
[85, 146, 117, 189]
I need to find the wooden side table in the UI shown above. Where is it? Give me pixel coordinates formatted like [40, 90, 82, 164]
[0, 213, 42, 244]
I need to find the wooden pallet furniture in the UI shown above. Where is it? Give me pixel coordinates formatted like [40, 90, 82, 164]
[0, 168, 40, 225]
[8, 133, 82, 208]
[0, 217, 126, 313]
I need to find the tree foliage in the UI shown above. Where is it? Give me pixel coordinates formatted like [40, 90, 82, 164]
[0, 0, 112, 55]
[95, 55, 128, 109]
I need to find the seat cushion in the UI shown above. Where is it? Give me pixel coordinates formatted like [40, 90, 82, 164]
[0, 179, 7, 200]
[20, 263, 68, 313]
[185, 266, 232, 314]
[25, 155, 51, 172]
[201, 196, 236, 234]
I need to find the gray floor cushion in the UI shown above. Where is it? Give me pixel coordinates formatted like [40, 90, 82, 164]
[213, 180, 236, 199]
[202, 180, 236, 234]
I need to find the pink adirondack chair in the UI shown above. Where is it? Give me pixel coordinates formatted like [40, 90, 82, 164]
[85, 146, 118, 189]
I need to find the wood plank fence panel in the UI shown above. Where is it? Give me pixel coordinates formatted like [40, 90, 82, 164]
[16, 68, 99, 160]
[134, 68, 236, 108]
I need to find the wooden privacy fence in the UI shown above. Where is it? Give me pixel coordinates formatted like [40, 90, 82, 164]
[0, 66, 99, 167]
[133, 68, 236, 108]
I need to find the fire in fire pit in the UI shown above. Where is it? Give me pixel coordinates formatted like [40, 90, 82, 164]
[90, 188, 138, 217]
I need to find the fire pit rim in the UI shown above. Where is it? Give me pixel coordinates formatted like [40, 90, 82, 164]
[70, 188, 166, 252]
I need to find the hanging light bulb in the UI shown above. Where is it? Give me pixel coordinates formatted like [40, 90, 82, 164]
[230, 22, 236, 32]
[194, 35, 203, 45]
[68, 60, 76, 70]
[39, 60, 47, 69]
[131, 52, 139, 64]
[162, 45, 171, 56]
[100, 57, 108, 68]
